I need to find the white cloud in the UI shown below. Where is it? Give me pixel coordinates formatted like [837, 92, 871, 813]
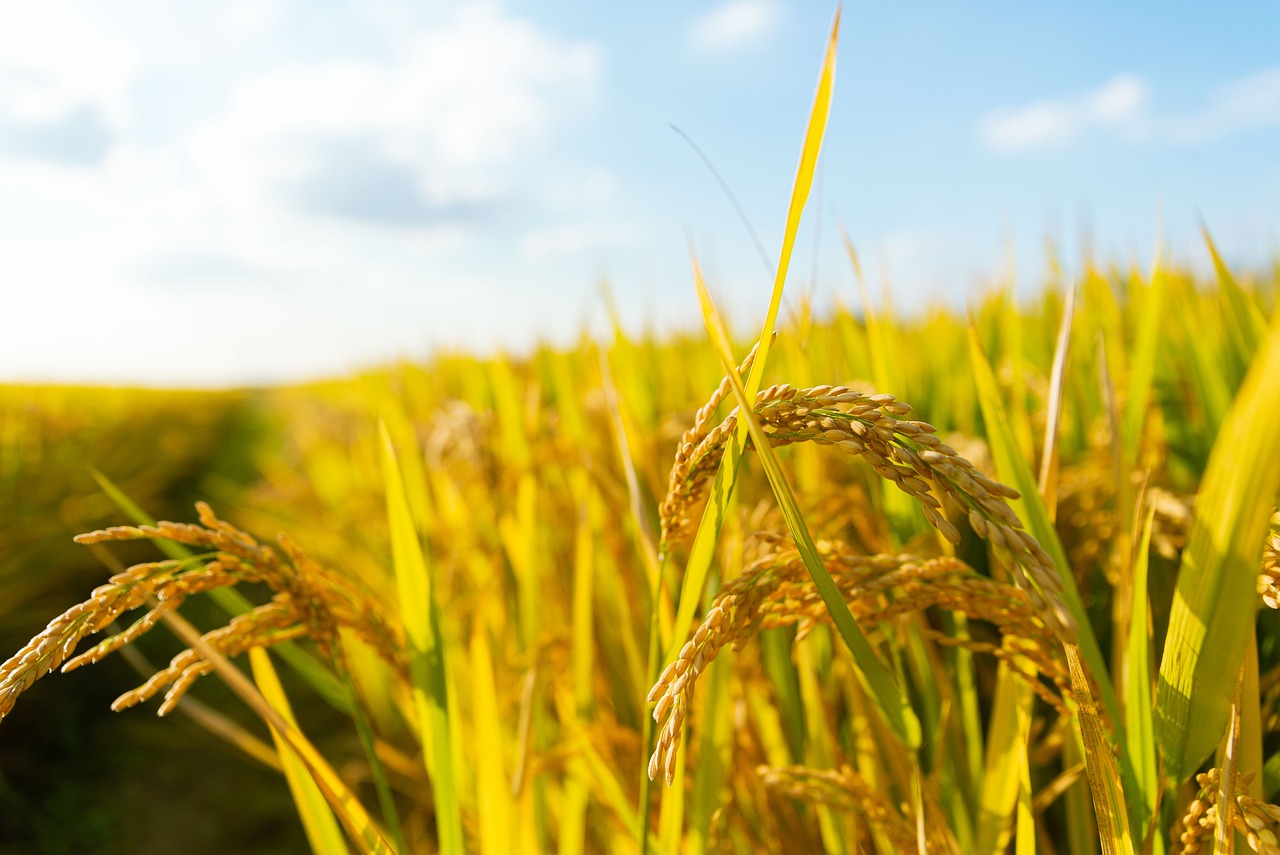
[0, 4, 138, 128]
[980, 74, 1146, 152]
[1160, 68, 1280, 143]
[188, 6, 601, 222]
[689, 0, 780, 54]
[519, 222, 643, 260]
[981, 67, 1280, 152]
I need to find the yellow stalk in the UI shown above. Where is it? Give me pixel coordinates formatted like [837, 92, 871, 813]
[250, 648, 348, 855]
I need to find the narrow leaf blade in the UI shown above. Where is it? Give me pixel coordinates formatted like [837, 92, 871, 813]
[1156, 309, 1280, 782]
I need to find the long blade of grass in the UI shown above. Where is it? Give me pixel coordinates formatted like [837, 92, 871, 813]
[1126, 508, 1159, 852]
[694, 257, 921, 748]
[379, 421, 463, 855]
[336, 657, 407, 855]
[1014, 674, 1035, 855]
[1203, 225, 1266, 380]
[1121, 263, 1165, 462]
[1155, 306, 1280, 783]
[1217, 670, 1245, 855]
[249, 648, 348, 855]
[975, 662, 1032, 855]
[1065, 643, 1133, 855]
[666, 5, 840, 658]
[470, 619, 513, 855]
[1037, 285, 1074, 513]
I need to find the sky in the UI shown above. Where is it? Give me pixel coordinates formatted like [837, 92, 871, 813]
[1, 1, 1277, 386]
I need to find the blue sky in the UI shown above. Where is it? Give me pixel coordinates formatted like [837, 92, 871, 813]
[1, 1, 1277, 385]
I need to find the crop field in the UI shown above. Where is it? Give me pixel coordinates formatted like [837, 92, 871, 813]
[5, 18, 1280, 855]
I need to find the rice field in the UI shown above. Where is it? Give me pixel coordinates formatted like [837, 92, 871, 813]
[5, 17, 1280, 855]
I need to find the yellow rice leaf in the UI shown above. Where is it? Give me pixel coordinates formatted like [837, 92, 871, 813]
[470, 623, 512, 855]
[1066, 644, 1134, 855]
[158, 609, 392, 855]
[1014, 674, 1035, 855]
[975, 662, 1032, 855]
[249, 648, 348, 855]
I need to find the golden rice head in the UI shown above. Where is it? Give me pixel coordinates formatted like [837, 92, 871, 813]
[0, 503, 406, 725]
[1171, 769, 1280, 855]
[646, 543, 1067, 784]
[1256, 510, 1280, 609]
[657, 379, 1076, 636]
[756, 764, 920, 852]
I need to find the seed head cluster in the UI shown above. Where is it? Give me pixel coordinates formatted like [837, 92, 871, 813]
[0, 503, 404, 724]
[1257, 511, 1280, 609]
[658, 371, 1077, 638]
[1173, 769, 1280, 855]
[756, 764, 955, 852]
[646, 540, 1068, 784]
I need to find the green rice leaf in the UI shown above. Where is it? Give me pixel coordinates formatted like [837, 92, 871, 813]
[1121, 264, 1166, 462]
[379, 422, 463, 855]
[1126, 508, 1159, 850]
[1204, 225, 1266, 381]
[965, 330, 1121, 721]
[1155, 307, 1280, 783]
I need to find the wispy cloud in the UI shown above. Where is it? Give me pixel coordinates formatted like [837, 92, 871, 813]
[519, 222, 643, 261]
[689, 0, 780, 54]
[0, 4, 137, 126]
[1160, 68, 1280, 143]
[979, 74, 1146, 152]
[981, 67, 1280, 152]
